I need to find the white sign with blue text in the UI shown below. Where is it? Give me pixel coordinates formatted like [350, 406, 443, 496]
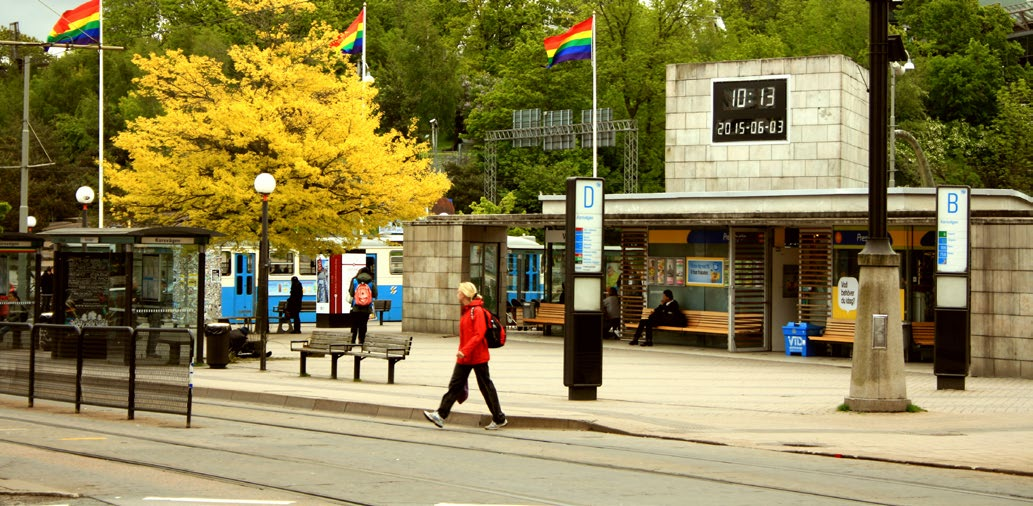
[936, 186, 969, 274]
[574, 179, 604, 273]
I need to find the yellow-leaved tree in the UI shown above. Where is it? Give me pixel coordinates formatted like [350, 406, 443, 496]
[107, 0, 450, 254]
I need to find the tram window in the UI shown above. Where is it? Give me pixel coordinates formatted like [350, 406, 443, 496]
[270, 252, 294, 275]
[299, 254, 316, 275]
[220, 251, 231, 275]
[390, 250, 403, 275]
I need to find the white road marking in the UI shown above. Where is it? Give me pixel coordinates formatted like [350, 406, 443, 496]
[143, 499, 294, 504]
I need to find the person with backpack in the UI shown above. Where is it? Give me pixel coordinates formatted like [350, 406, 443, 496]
[424, 281, 508, 430]
[348, 266, 377, 344]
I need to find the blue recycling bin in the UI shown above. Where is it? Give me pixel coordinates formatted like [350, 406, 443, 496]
[782, 322, 823, 357]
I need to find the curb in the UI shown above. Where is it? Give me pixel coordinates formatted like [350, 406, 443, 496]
[193, 386, 608, 432]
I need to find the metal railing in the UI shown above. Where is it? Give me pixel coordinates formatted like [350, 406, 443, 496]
[0, 323, 193, 427]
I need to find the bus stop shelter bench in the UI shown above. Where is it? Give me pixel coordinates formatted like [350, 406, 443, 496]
[290, 331, 351, 379]
[276, 300, 318, 333]
[342, 334, 413, 384]
[626, 308, 763, 336]
[811, 318, 934, 360]
[523, 302, 565, 333]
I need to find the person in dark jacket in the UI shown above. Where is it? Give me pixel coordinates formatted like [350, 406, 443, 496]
[287, 276, 304, 334]
[348, 266, 377, 344]
[629, 289, 686, 347]
[423, 281, 508, 430]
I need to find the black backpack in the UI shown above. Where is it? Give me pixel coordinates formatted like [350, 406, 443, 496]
[481, 307, 506, 348]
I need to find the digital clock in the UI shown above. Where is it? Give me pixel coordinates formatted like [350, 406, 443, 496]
[712, 77, 789, 143]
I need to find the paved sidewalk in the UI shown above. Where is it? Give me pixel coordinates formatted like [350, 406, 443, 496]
[192, 322, 1033, 477]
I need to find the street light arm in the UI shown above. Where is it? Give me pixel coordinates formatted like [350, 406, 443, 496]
[894, 129, 934, 187]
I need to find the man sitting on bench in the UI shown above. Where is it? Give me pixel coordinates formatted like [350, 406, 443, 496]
[629, 289, 686, 347]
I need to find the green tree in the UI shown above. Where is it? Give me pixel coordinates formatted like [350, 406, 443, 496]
[986, 79, 1033, 195]
[108, 0, 449, 254]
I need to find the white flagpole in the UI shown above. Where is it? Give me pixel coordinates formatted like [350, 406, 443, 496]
[361, 4, 367, 80]
[591, 13, 597, 178]
[98, 0, 104, 227]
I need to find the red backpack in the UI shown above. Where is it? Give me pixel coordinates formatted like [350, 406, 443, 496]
[354, 281, 373, 307]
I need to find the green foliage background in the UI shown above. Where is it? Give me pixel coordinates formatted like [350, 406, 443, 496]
[1, 0, 1031, 231]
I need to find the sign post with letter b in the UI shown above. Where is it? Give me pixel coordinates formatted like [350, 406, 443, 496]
[934, 186, 970, 390]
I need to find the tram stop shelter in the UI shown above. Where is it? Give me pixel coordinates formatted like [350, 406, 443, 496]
[40, 227, 220, 364]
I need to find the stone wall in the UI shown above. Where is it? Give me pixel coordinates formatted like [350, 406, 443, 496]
[970, 219, 1033, 378]
[665, 55, 869, 192]
[403, 223, 465, 335]
[402, 223, 508, 335]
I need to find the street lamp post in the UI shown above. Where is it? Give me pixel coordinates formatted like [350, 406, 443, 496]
[429, 118, 438, 170]
[254, 173, 276, 371]
[26, 216, 35, 233]
[76, 186, 95, 227]
[845, 0, 910, 412]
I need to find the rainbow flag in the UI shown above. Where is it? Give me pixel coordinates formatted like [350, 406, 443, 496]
[46, 0, 101, 45]
[544, 17, 592, 68]
[331, 8, 365, 55]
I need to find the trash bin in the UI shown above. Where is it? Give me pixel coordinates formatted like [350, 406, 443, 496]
[523, 301, 537, 319]
[205, 322, 232, 369]
[782, 322, 823, 357]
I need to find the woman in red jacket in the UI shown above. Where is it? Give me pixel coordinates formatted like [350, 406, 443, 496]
[424, 282, 508, 430]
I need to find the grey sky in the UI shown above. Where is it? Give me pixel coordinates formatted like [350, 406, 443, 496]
[2, 0, 95, 42]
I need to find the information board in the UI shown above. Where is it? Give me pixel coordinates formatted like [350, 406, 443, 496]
[936, 187, 969, 273]
[573, 179, 604, 273]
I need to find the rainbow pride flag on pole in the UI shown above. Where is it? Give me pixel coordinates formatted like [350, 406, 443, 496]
[46, 0, 101, 45]
[331, 7, 365, 55]
[544, 17, 592, 68]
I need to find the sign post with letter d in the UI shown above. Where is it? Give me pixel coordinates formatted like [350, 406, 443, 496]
[564, 178, 605, 400]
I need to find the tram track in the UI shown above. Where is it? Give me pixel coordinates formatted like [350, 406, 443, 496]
[0, 399, 1030, 505]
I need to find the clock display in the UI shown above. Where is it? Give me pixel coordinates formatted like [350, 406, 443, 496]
[712, 78, 789, 143]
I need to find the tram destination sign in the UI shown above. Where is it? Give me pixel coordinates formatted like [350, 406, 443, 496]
[712, 77, 789, 144]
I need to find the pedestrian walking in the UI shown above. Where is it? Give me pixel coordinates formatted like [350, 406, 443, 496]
[349, 266, 377, 344]
[287, 276, 303, 334]
[424, 281, 508, 430]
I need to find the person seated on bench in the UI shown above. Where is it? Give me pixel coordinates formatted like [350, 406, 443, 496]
[603, 286, 621, 340]
[629, 289, 686, 347]
[287, 276, 304, 334]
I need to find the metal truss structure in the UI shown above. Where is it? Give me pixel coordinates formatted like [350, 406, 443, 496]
[482, 119, 638, 203]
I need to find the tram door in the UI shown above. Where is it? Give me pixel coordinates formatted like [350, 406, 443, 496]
[233, 253, 255, 316]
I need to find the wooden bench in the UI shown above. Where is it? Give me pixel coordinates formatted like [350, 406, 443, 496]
[290, 331, 351, 379]
[373, 299, 391, 325]
[811, 319, 935, 360]
[276, 300, 317, 333]
[813, 318, 855, 343]
[523, 302, 565, 333]
[627, 308, 764, 336]
[911, 321, 935, 347]
[342, 334, 413, 384]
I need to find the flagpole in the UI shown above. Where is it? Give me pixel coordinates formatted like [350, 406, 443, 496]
[98, 0, 104, 227]
[591, 12, 597, 178]
[361, 4, 367, 81]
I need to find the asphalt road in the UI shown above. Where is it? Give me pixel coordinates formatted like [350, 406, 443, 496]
[0, 397, 1031, 505]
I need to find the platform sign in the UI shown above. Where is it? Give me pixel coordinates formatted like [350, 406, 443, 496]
[936, 187, 969, 274]
[573, 179, 604, 273]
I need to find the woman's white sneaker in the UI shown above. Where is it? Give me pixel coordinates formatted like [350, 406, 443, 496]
[423, 410, 445, 428]
[485, 419, 508, 430]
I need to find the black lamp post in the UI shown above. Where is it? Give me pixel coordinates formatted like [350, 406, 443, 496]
[254, 173, 276, 371]
[76, 186, 95, 227]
